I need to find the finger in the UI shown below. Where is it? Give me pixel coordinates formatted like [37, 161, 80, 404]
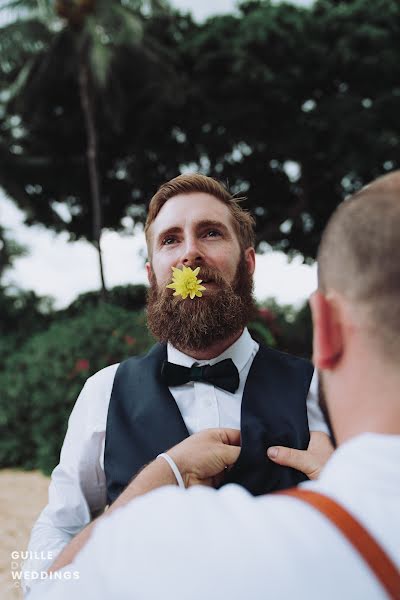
[267, 446, 313, 476]
[220, 444, 241, 467]
[218, 428, 241, 447]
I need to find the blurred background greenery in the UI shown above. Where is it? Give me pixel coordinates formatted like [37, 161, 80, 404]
[0, 0, 397, 473]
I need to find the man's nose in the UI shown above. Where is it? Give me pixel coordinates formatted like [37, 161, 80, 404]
[181, 237, 204, 265]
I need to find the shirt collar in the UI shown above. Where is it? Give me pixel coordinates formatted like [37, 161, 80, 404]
[315, 432, 400, 489]
[167, 327, 257, 374]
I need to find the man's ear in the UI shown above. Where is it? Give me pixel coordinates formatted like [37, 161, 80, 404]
[310, 291, 343, 370]
[145, 262, 152, 285]
[244, 247, 256, 275]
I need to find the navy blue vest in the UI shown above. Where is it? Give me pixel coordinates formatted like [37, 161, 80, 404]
[104, 342, 314, 503]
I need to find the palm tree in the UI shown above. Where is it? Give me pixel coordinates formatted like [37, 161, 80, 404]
[0, 0, 173, 297]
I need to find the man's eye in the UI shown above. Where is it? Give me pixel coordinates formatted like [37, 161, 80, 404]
[205, 230, 221, 238]
[162, 237, 176, 245]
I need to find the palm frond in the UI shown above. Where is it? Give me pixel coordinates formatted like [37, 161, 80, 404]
[93, 1, 143, 46]
[0, 18, 50, 47]
[88, 25, 113, 89]
[0, 0, 59, 31]
[0, 56, 36, 103]
[0, 0, 40, 26]
[112, 3, 143, 43]
[0, 19, 51, 86]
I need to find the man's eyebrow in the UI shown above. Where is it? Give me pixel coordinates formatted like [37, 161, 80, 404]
[195, 220, 230, 234]
[156, 226, 182, 244]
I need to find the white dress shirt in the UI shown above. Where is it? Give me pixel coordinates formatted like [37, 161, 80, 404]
[23, 328, 327, 592]
[28, 433, 400, 600]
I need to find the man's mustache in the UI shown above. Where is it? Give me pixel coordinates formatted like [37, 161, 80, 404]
[163, 264, 230, 290]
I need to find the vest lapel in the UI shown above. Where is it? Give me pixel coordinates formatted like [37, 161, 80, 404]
[223, 344, 312, 495]
[124, 342, 190, 448]
[105, 343, 189, 503]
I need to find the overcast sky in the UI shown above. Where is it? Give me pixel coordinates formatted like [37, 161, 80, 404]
[172, 0, 312, 21]
[1, 0, 317, 309]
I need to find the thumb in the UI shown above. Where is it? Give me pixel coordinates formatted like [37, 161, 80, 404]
[218, 428, 241, 446]
[267, 445, 313, 477]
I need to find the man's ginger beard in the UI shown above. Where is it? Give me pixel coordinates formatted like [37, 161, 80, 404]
[147, 254, 257, 352]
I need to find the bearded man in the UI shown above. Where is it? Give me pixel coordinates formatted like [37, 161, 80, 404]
[29, 169, 400, 600]
[23, 173, 331, 591]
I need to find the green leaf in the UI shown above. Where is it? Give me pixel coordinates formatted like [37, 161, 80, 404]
[88, 25, 113, 88]
[2, 56, 36, 103]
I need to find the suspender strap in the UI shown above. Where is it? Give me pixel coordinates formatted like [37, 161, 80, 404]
[280, 489, 400, 600]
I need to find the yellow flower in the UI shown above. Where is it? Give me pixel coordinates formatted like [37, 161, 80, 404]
[166, 266, 206, 299]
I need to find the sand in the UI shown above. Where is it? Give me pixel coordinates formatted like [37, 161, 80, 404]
[0, 470, 50, 600]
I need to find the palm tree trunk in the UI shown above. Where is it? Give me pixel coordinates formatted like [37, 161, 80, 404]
[78, 35, 107, 298]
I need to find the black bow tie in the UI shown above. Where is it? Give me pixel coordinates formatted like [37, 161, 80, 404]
[161, 358, 240, 393]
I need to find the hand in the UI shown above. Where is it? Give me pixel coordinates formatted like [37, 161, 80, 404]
[266, 431, 334, 480]
[167, 428, 241, 488]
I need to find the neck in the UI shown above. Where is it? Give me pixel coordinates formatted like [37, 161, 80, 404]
[327, 350, 400, 445]
[173, 328, 244, 360]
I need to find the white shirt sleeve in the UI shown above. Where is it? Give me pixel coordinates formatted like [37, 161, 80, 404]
[306, 369, 329, 434]
[21, 366, 116, 596]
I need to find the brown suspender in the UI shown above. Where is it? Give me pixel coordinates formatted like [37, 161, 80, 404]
[279, 489, 400, 600]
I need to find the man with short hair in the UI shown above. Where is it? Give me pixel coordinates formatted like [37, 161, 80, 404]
[23, 173, 330, 589]
[29, 170, 400, 599]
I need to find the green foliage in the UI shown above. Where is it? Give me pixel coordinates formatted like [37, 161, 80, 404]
[0, 226, 51, 360]
[0, 285, 53, 360]
[0, 302, 154, 473]
[2, 0, 400, 260]
[59, 283, 148, 318]
[248, 318, 276, 347]
[258, 298, 313, 358]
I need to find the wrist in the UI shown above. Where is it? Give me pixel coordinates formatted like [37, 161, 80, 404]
[156, 453, 186, 488]
[167, 448, 190, 482]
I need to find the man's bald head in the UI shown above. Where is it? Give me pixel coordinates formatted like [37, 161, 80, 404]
[317, 170, 400, 358]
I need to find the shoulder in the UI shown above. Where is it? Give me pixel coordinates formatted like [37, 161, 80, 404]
[82, 484, 356, 599]
[114, 343, 165, 373]
[70, 364, 120, 431]
[255, 345, 314, 392]
[78, 363, 121, 406]
[85, 363, 120, 391]
[257, 343, 312, 369]
[80, 346, 161, 413]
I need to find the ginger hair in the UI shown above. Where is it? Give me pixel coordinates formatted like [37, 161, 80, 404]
[144, 173, 255, 257]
